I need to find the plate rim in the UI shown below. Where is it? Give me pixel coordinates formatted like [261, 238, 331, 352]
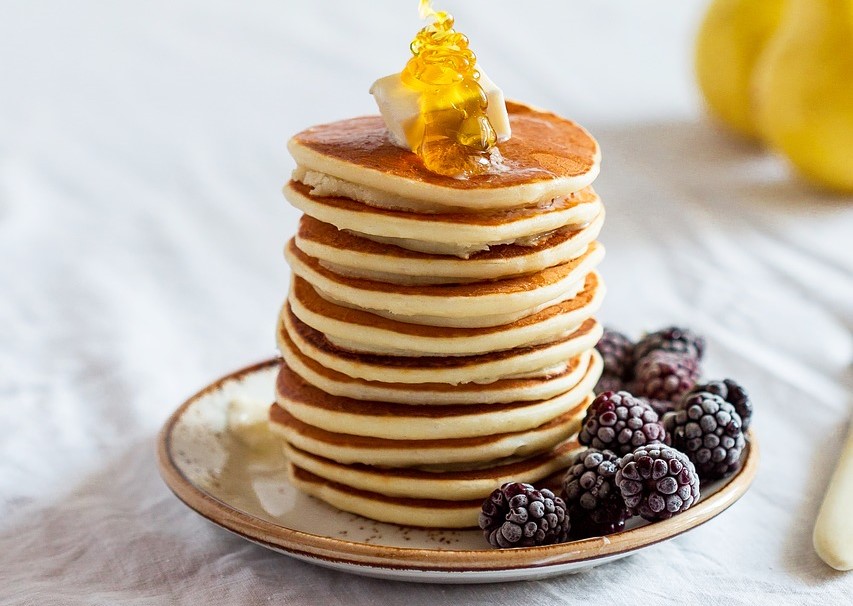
[157, 357, 759, 573]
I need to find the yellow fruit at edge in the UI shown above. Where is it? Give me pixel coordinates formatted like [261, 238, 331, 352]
[695, 0, 786, 139]
[753, 0, 853, 193]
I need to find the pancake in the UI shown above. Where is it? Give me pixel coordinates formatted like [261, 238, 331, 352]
[282, 439, 581, 501]
[287, 465, 484, 528]
[283, 180, 603, 257]
[274, 356, 599, 439]
[281, 305, 602, 385]
[287, 101, 601, 211]
[269, 403, 583, 467]
[295, 210, 605, 284]
[285, 239, 604, 326]
[289, 272, 604, 357]
[278, 326, 597, 405]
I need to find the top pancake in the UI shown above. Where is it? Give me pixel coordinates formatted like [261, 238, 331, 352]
[288, 102, 601, 210]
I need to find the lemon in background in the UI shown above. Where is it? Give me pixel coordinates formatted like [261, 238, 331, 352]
[752, 0, 853, 193]
[695, 0, 786, 139]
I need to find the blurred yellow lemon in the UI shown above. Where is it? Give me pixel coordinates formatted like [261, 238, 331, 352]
[753, 0, 853, 193]
[695, 0, 786, 139]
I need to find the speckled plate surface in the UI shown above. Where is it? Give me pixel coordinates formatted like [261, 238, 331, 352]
[157, 359, 758, 584]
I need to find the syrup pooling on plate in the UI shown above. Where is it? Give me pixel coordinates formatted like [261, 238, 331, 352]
[402, 0, 501, 177]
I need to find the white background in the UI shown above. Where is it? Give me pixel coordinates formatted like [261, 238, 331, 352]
[1, 0, 852, 604]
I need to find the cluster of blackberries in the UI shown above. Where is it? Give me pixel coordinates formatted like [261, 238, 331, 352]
[479, 431, 701, 546]
[568, 391, 701, 537]
[596, 326, 705, 415]
[479, 326, 753, 548]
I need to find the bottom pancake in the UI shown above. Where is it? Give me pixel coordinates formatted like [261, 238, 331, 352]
[288, 465, 485, 528]
[286, 440, 581, 528]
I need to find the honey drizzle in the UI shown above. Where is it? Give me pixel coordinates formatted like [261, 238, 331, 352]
[402, 0, 501, 177]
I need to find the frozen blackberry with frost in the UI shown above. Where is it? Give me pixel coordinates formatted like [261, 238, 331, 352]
[633, 351, 700, 403]
[686, 379, 753, 430]
[578, 391, 668, 456]
[479, 482, 570, 548]
[596, 328, 635, 380]
[634, 326, 706, 362]
[616, 444, 701, 520]
[562, 449, 630, 538]
[666, 392, 746, 480]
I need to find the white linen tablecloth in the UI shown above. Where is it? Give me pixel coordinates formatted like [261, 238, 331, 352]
[1, 1, 851, 604]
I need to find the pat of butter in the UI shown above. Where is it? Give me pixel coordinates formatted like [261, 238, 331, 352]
[227, 397, 274, 450]
[369, 67, 511, 150]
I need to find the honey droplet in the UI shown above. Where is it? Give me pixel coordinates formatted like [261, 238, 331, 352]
[402, 1, 500, 177]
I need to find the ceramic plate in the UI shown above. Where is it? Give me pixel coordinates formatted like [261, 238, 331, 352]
[157, 359, 758, 584]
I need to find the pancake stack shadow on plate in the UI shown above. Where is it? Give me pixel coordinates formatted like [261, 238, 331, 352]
[272, 102, 606, 528]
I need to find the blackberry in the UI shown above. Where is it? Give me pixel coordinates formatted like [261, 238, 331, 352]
[596, 328, 635, 380]
[634, 326, 706, 362]
[666, 392, 746, 480]
[578, 391, 668, 456]
[616, 444, 700, 520]
[562, 449, 630, 538]
[633, 351, 700, 403]
[686, 379, 753, 430]
[479, 482, 570, 548]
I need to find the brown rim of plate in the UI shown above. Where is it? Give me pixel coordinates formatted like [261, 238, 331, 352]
[158, 358, 760, 573]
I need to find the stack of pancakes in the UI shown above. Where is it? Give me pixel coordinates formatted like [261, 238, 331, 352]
[272, 102, 606, 528]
